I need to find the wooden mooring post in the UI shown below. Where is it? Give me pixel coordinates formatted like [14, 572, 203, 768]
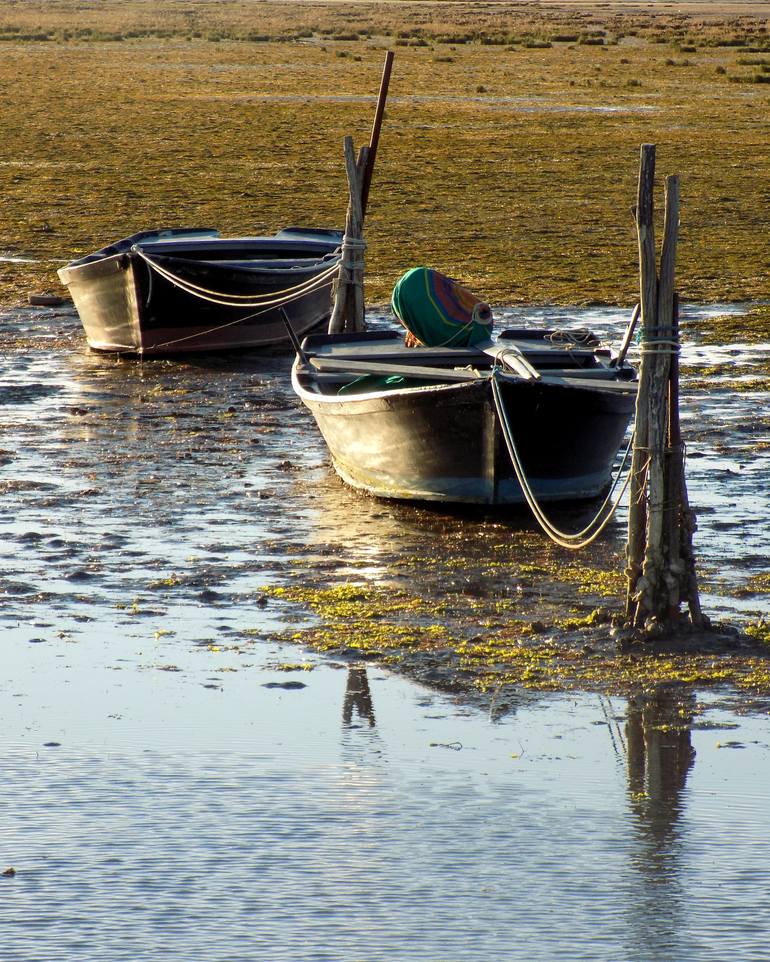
[328, 51, 393, 336]
[625, 144, 704, 636]
[328, 137, 368, 335]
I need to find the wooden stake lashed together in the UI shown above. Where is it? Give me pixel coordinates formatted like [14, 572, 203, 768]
[625, 145, 702, 632]
[667, 294, 704, 628]
[329, 52, 393, 336]
[625, 144, 656, 619]
[361, 50, 394, 219]
[640, 174, 679, 618]
[328, 139, 368, 335]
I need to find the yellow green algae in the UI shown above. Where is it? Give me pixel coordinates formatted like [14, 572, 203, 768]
[682, 306, 770, 394]
[686, 305, 770, 346]
[736, 573, 770, 598]
[258, 580, 770, 698]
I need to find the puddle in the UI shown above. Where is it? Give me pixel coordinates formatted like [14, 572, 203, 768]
[0, 302, 769, 959]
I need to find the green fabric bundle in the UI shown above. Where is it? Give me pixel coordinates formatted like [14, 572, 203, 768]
[391, 267, 493, 347]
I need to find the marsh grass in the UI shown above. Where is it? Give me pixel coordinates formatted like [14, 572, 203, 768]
[0, 0, 768, 306]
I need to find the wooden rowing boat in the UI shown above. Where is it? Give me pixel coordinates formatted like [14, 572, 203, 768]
[58, 227, 342, 355]
[292, 327, 636, 505]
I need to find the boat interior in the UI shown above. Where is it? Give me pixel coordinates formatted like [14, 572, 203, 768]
[295, 329, 638, 397]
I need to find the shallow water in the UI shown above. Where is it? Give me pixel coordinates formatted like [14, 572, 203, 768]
[1, 303, 769, 959]
[2, 651, 770, 961]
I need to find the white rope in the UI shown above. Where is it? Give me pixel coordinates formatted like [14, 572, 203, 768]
[134, 248, 340, 307]
[340, 237, 366, 271]
[490, 372, 634, 550]
[136, 249, 339, 306]
[639, 339, 681, 355]
[145, 273, 337, 351]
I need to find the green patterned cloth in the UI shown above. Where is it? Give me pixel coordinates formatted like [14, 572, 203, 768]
[391, 267, 493, 347]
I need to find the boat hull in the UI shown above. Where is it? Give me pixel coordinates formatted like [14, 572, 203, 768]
[58, 228, 341, 355]
[296, 373, 635, 506]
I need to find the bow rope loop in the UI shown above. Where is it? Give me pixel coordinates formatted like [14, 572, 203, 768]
[490, 371, 635, 550]
[146, 278, 338, 352]
[130, 250, 338, 351]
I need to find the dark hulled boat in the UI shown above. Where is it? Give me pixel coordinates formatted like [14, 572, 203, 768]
[58, 227, 343, 355]
[292, 329, 636, 506]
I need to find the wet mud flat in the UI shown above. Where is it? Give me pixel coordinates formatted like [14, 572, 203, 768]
[2, 302, 770, 961]
[0, 302, 768, 709]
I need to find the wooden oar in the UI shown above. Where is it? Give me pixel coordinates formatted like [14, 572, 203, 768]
[361, 51, 394, 218]
[613, 302, 641, 368]
[310, 356, 485, 382]
[537, 374, 637, 393]
[279, 307, 310, 367]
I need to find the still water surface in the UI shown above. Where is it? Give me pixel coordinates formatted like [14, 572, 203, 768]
[2, 650, 770, 961]
[1, 303, 769, 960]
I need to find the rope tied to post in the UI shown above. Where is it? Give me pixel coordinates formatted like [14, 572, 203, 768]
[639, 337, 681, 355]
[339, 236, 367, 276]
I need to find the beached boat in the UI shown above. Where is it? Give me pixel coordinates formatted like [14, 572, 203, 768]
[291, 327, 637, 506]
[58, 227, 343, 355]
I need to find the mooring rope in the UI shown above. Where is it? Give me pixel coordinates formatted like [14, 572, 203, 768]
[134, 248, 340, 307]
[639, 338, 681, 355]
[340, 236, 367, 264]
[144, 273, 337, 351]
[490, 371, 634, 550]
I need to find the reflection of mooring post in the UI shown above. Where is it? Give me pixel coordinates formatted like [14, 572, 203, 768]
[626, 687, 696, 834]
[342, 667, 376, 728]
[328, 137, 368, 335]
[625, 144, 704, 635]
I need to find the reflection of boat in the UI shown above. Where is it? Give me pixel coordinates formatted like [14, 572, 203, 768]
[58, 227, 342, 355]
[292, 328, 637, 506]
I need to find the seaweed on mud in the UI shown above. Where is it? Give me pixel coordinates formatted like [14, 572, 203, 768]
[258, 579, 770, 700]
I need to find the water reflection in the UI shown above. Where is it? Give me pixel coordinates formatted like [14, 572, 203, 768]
[626, 685, 696, 851]
[340, 667, 383, 765]
[620, 687, 697, 960]
[343, 666, 377, 728]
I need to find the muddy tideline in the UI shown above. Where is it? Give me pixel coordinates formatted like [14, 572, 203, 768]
[1, 0, 769, 710]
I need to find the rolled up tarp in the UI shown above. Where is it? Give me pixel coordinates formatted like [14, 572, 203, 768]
[391, 267, 493, 348]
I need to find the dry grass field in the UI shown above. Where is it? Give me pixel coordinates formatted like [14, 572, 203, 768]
[0, 0, 768, 306]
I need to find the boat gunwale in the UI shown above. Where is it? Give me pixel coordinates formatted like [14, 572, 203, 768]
[292, 362, 483, 406]
[57, 226, 343, 279]
[292, 360, 637, 409]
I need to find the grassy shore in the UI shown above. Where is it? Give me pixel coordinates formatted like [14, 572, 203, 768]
[1, 0, 768, 307]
